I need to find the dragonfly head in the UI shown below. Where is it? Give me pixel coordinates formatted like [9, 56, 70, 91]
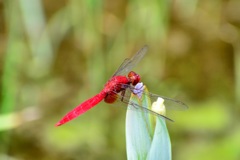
[128, 71, 140, 85]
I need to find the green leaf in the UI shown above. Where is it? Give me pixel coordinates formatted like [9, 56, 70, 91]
[126, 86, 172, 160]
[147, 118, 171, 160]
[126, 87, 152, 160]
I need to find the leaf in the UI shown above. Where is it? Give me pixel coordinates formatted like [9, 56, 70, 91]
[147, 97, 171, 160]
[126, 86, 152, 160]
[147, 117, 172, 160]
[126, 86, 172, 160]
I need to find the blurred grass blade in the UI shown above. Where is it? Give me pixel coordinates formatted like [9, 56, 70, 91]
[0, 107, 41, 131]
[20, 0, 54, 77]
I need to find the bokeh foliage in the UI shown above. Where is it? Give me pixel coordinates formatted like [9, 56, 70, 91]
[0, 0, 240, 159]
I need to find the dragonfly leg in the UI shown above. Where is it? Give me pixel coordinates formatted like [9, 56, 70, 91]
[120, 89, 126, 102]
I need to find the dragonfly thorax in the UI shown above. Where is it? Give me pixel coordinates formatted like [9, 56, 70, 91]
[104, 76, 129, 93]
[103, 76, 130, 104]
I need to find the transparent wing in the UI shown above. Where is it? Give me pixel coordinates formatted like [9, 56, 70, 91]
[107, 84, 188, 121]
[114, 84, 188, 111]
[108, 89, 174, 122]
[112, 45, 148, 77]
[120, 91, 174, 122]
[146, 93, 188, 111]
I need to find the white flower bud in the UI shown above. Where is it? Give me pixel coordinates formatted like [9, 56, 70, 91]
[152, 97, 166, 115]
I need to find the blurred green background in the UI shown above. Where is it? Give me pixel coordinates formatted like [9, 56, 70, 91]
[1, 0, 240, 159]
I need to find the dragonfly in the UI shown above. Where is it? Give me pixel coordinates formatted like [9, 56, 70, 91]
[55, 45, 188, 126]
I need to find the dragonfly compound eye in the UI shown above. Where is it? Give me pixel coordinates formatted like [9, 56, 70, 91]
[128, 71, 141, 85]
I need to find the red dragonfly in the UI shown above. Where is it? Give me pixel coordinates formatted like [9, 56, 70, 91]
[56, 45, 188, 126]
